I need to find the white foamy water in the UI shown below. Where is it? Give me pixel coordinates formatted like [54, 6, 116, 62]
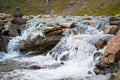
[0, 16, 113, 80]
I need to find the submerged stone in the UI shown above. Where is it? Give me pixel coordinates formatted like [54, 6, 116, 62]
[30, 65, 41, 69]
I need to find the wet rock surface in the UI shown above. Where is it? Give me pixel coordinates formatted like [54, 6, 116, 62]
[95, 35, 120, 76]
[101, 35, 120, 64]
[0, 59, 32, 72]
[116, 30, 120, 35]
[20, 35, 62, 54]
[43, 26, 65, 36]
[109, 16, 120, 26]
[0, 13, 12, 20]
[62, 78, 82, 80]
[109, 16, 120, 22]
[95, 38, 107, 49]
[0, 36, 9, 52]
[0, 16, 116, 80]
[104, 25, 118, 34]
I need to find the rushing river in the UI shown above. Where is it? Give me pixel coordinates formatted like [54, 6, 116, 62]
[0, 16, 113, 80]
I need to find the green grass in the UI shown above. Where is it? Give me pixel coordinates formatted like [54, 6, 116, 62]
[0, 0, 120, 16]
[0, 0, 68, 15]
[50, 0, 69, 10]
[0, 0, 46, 15]
[74, 0, 120, 16]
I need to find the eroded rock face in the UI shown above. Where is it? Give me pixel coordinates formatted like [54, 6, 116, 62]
[20, 35, 61, 54]
[101, 35, 120, 64]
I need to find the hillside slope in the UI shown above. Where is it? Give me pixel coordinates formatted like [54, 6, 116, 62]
[74, 0, 120, 16]
[0, 0, 68, 15]
[0, 0, 120, 16]
[58, 0, 120, 16]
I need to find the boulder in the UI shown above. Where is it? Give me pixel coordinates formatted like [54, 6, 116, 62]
[32, 34, 41, 39]
[101, 35, 120, 64]
[45, 29, 65, 36]
[104, 25, 118, 34]
[1, 30, 9, 36]
[114, 70, 120, 80]
[0, 13, 6, 20]
[94, 67, 105, 74]
[43, 26, 65, 36]
[0, 36, 9, 52]
[72, 29, 80, 35]
[84, 21, 96, 27]
[116, 30, 120, 35]
[60, 54, 69, 61]
[37, 14, 42, 18]
[8, 22, 19, 37]
[5, 14, 12, 18]
[20, 35, 61, 54]
[57, 22, 75, 28]
[95, 38, 107, 49]
[82, 15, 91, 20]
[8, 21, 26, 37]
[11, 7, 26, 25]
[30, 65, 41, 69]
[0, 20, 4, 30]
[42, 62, 64, 69]
[109, 16, 120, 22]
[0, 13, 12, 20]
[109, 20, 120, 26]
[11, 17, 26, 25]
[43, 15, 52, 18]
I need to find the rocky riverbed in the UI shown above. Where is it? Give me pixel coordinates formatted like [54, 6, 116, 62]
[0, 13, 120, 80]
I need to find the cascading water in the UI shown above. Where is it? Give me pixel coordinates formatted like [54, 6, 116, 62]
[0, 16, 113, 80]
[45, 0, 50, 5]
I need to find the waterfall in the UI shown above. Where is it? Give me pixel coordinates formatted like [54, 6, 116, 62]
[45, 0, 50, 5]
[0, 16, 112, 80]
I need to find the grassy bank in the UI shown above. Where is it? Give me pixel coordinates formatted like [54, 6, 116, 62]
[74, 0, 120, 16]
[0, 0, 68, 15]
[0, 0, 120, 16]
